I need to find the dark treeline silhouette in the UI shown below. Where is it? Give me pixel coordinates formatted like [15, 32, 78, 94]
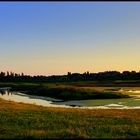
[0, 70, 140, 82]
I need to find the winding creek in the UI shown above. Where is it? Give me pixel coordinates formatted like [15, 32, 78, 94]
[0, 87, 140, 109]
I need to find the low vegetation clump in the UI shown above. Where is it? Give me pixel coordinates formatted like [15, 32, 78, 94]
[9, 83, 129, 101]
[0, 98, 140, 139]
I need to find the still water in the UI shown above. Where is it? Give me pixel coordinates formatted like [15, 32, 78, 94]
[0, 89, 70, 108]
[0, 88, 140, 109]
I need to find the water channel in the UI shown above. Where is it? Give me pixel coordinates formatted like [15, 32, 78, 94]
[0, 87, 140, 109]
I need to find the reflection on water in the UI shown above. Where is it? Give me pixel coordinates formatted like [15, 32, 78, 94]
[0, 90, 10, 95]
[0, 90, 70, 108]
[0, 88, 140, 109]
[0, 87, 11, 95]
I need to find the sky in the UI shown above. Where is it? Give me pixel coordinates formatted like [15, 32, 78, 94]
[0, 2, 140, 76]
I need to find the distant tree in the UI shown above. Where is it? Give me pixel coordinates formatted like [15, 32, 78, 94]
[67, 72, 71, 76]
[21, 72, 24, 76]
[86, 71, 89, 75]
[10, 71, 14, 77]
[15, 73, 18, 77]
[0, 72, 5, 77]
[131, 71, 136, 74]
[0, 70, 139, 82]
[7, 71, 10, 76]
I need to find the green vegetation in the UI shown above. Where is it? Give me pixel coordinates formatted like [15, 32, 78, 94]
[22, 86, 129, 100]
[0, 98, 140, 139]
[0, 82, 129, 101]
[0, 81, 140, 138]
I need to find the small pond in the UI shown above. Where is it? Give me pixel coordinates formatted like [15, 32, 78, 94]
[0, 87, 140, 109]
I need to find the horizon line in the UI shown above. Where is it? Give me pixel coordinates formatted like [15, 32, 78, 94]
[0, 70, 140, 77]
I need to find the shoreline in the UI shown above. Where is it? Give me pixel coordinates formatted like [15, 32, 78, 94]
[1, 97, 140, 110]
[0, 88, 140, 110]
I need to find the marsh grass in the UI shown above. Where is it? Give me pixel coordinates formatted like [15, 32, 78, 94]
[0, 99, 140, 139]
[7, 82, 129, 101]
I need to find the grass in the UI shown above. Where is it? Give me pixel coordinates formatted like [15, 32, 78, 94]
[0, 81, 140, 138]
[4, 82, 129, 100]
[0, 98, 140, 139]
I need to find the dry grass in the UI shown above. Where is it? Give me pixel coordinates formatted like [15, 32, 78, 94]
[0, 98, 140, 139]
[0, 98, 140, 119]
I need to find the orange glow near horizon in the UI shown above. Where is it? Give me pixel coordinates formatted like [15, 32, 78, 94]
[0, 2, 140, 76]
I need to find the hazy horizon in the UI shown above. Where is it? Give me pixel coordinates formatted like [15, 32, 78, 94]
[0, 2, 140, 76]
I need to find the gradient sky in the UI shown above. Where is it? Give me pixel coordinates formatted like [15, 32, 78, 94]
[0, 2, 140, 76]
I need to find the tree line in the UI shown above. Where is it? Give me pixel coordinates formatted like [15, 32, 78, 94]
[0, 70, 140, 82]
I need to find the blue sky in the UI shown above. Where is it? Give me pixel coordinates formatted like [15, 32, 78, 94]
[0, 2, 140, 75]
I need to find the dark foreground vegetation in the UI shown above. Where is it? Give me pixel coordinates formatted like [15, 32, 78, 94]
[0, 98, 140, 139]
